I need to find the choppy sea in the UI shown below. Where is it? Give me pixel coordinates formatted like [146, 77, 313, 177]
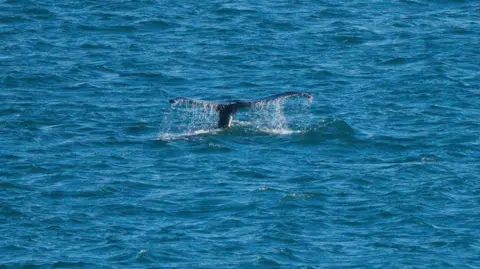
[1, 0, 479, 268]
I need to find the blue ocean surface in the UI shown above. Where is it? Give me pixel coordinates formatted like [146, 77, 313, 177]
[1, 0, 479, 268]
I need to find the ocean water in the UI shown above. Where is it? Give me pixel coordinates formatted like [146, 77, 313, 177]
[1, 0, 479, 268]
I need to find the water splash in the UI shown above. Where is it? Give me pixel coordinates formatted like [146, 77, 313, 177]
[250, 99, 288, 130]
[158, 100, 219, 140]
[249, 97, 313, 134]
[157, 96, 313, 139]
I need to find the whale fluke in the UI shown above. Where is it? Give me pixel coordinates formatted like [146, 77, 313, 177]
[169, 91, 313, 128]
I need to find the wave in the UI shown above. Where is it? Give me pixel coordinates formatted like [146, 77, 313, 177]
[301, 118, 355, 140]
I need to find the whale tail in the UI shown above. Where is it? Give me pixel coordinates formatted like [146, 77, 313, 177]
[169, 91, 313, 128]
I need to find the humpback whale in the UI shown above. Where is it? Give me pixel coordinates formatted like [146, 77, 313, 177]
[169, 91, 313, 128]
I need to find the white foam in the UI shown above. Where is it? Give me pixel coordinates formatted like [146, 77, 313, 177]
[157, 129, 220, 140]
[258, 128, 303, 135]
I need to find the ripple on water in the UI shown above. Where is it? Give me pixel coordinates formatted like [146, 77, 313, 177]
[2, 0, 479, 268]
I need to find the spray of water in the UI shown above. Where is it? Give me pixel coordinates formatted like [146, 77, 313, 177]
[158, 97, 312, 140]
[250, 99, 288, 132]
[157, 101, 219, 140]
[250, 96, 313, 134]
